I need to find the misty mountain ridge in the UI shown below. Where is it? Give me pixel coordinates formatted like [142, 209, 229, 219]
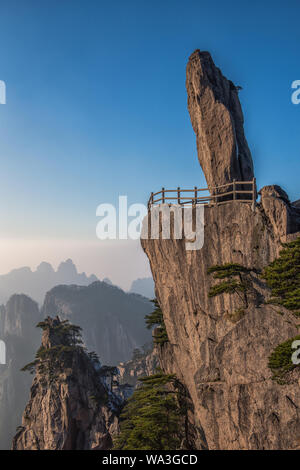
[0, 259, 99, 305]
[0, 258, 154, 305]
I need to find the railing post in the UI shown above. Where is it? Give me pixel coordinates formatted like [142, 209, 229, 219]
[233, 179, 236, 201]
[162, 187, 165, 204]
[252, 177, 256, 211]
[177, 187, 180, 205]
[194, 186, 197, 205]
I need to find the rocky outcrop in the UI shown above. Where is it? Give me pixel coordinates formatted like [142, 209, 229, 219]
[118, 346, 158, 387]
[259, 185, 300, 240]
[0, 295, 41, 449]
[12, 317, 121, 450]
[186, 50, 254, 192]
[141, 50, 300, 450]
[42, 282, 152, 365]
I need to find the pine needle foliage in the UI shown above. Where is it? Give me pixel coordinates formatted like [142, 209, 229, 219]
[21, 318, 84, 376]
[262, 237, 300, 315]
[145, 299, 169, 344]
[114, 372, 187, 450]
[207, 263, 251, 278]
[36, 319, 83, 345]
[207, 263, 252, 307]
[268, 335, 300, 384]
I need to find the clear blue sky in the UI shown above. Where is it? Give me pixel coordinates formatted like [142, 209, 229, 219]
[0, 0, 299, 284]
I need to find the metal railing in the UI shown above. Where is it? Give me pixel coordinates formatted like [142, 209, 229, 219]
[148, 178, 257, 210]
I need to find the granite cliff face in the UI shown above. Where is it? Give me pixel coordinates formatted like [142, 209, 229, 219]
[141, 51, 300, 450]
[12, 317, 121, 450]
[0, 295, 41, 449]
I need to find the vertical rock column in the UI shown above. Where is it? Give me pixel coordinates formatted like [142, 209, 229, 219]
[186, 50, 254, 191]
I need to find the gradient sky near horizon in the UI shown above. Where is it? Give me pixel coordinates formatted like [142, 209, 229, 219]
[0, 0, 299, 288]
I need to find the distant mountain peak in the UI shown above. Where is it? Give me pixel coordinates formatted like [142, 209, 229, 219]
[57, 259, 77, 276]
[129, 277, 154, 299]
[36, 262, 54, 274]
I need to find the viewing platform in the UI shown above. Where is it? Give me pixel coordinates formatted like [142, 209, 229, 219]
[148, 178, 257, 210]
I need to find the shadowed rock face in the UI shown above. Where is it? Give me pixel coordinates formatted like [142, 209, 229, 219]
[186, 50, 254, 191]
[118, 347, 158, 387]
[0, 295, 41, 449]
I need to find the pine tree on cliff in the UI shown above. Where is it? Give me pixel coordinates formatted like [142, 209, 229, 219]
[262, 237, 300, 383]
[262, 237, 300, 315]
[145, 299, 168, 344]
[114, 372, 186, 450]
[207, 263, 252, 308]
[21, 317, 85, 376]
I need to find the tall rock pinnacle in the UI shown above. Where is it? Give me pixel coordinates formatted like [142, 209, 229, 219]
[186, 50, 254, 190]
[12, 317, 121, 450]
